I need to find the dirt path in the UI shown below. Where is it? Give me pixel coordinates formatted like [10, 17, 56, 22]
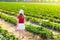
[0, 19, 43, 40]
[0, 12, 60, 35]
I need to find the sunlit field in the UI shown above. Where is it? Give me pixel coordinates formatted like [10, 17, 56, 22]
[0, 2, 60, 40]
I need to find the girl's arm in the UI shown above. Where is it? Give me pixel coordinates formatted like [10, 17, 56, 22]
[17, 16, 19, 25]
[24, 15, 26, 24]
[17, 19, 18, 25]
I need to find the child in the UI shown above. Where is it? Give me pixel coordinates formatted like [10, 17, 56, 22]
[16, 9, 25, 40]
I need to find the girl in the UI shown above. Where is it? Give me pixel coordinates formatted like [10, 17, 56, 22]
[16, 9, 25, 40]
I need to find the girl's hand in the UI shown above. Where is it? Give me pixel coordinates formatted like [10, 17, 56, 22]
[15, 25, 19, 32]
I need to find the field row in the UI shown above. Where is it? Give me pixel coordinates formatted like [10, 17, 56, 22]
[0, 26, 19, 40]
[0, 13, 53, 39]
[1, 10, 60, 32]
[0, 3, 60, 23]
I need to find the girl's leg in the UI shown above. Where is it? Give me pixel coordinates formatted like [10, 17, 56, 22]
[19, 30, 22, 40]
[21, 30, 25, 38]
[22, 30, 28, 40]
[19, 30, 25, 39]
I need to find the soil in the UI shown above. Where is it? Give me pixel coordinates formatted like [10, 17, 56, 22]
[0, 19, 43, 40]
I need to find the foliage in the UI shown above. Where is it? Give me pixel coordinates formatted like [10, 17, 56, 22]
[0, 26, 19, 40]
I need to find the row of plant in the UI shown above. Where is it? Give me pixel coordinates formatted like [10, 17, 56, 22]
[30, 17, 60, 31]
[0, 13, 53, 39]
[0, 11, 60, 32]
[41, 21, 60, 31]
[0, 8, 60, 24]
[0, 13, 17, 25]
[0, 2, 60, 23]
[1, 9, 60, 24]
[54, 34, 60, 40]
[0, 26, 19, 40]
[26, 24, 53, 39]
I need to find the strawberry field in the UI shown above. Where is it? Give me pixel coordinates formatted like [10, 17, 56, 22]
[0, 2, 60, 40]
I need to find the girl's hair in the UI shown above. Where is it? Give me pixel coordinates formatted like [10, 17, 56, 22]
[19, 13, 24, 17]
